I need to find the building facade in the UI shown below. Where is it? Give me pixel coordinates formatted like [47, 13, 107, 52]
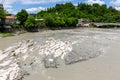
[5, 15, 17, 25]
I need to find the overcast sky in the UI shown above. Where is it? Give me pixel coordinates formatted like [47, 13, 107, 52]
[0, 0, 120, 14]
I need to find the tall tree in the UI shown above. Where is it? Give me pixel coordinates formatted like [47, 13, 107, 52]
[16, 9, 28, 26]
[37, 2, 120, 28]
[0, 7, 6, 26]
[25, 15, 36, 28]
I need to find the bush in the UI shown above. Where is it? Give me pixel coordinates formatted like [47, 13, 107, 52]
[36, 21, 46, 29]
[0, 32, 14, 37]
[65, 17, 77, 27]
[89, 23, 97, 27]
[44, 15, 56, 28]
[12, 53, 16, 56]
[55, 18, 65, 27]
[25, 16, 36, 28]
[10, 24, 20, 28]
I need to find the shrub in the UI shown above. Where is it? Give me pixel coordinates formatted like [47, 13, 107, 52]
[36, 21, 46, 29]
[12, 53, 16, 56]
[89, 23, 97, 27]
[25, 16, 36, 28]
[44, 15, 56, 28]
[10, 24, 20, 28]
[65, 17, 77, 27]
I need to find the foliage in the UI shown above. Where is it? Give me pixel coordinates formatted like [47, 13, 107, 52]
[16, 9, 28, 26]
[10, 24, 20, 28]
[89, 23, 97, 27]
[0, 32, 14, 37]
[36, 21, 46, 28]
[39, 2, 120, 23]
[12, 53, 16, 56]
[36, 2, 120, 28]
[37, 2, 78, 28]
[25, 15, 36, 28]
[65, 17, 77, 26]
[44, 14, 56, 28]
[0, 7, 6, 26]
[14, 2, 120, 29]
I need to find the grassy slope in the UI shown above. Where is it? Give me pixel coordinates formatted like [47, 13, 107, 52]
[0, 32, 14, 37]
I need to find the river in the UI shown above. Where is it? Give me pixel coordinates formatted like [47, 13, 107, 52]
[0, 28, 120, 80]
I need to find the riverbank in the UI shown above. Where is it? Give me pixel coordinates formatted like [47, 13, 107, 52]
[0, 31, 27, 38]
[0, 26, 119, 38]
[0, 32, 14, 37]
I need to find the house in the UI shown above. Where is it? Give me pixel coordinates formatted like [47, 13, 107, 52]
[5, 15, 17, 25]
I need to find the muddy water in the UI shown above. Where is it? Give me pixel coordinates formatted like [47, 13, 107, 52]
[0, 28, 120, 80]
[23, 43, 120, 80]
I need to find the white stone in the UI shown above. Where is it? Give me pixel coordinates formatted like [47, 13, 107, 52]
[49, 59, 54, 62]
[39, 38, 72, 59]
[0, 40, 35, 80]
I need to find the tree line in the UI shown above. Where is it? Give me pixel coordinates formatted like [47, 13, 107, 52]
[37, 2, 120, 28]
[1, 2, 120, 32]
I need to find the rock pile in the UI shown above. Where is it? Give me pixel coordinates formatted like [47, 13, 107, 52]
[39, 38, 72, 68]
[38, 38, 103, 67]
[0, 38, 102, 80]
[0, 40, 35, 80]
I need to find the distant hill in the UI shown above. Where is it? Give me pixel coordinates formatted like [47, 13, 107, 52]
[37, 2, 120, 23]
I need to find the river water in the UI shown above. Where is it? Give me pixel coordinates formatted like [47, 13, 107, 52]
[0, 28, 120, 80]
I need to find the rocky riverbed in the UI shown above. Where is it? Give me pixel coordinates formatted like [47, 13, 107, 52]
[0, 28, 120, 80]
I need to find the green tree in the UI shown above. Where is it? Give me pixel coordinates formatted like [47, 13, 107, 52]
[0, 7, 6, 26]
[36, 21, 46, 29]
[65, 17, 77, 26]
[44, 14, 56, 28]
[37, 2, 120, 28]
[25, 16, 36, 28]
[16, 9, 28, 26]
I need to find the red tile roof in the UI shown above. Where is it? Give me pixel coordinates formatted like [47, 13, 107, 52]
[6, 16, 16, 19]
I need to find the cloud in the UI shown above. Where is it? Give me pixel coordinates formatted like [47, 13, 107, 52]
[3, 0, 17, 4]
[20, 0, 61, 4]
[1, 0, 74, 5]
[110, 0, 120, 10]
[0, 0, 18, 14]
[110, 0, 120, 6]
[20, 0, 77, 4]
[115, 7, 120, 10]
[26, 7, 46, 13]
[4, 4, 12, 9]
[0, 0, 74, 14]
[86, 0, 105, 5]
[73, 3, 78, 6]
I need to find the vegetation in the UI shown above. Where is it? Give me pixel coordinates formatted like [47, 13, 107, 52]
[12, 53, 16, 56]
[89, 23, 97, 27]
[37, 2, 78, 29]
[16, 9, 28, 26]
[25, 15, 36, 28]
[37, 2, 120, 27]
[36, 21, 46, 29]
[10, 24, 20, 28]
[1, 2, 120, 34]
[0, 32, 14, 37]
[0, 7, 6, 26]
